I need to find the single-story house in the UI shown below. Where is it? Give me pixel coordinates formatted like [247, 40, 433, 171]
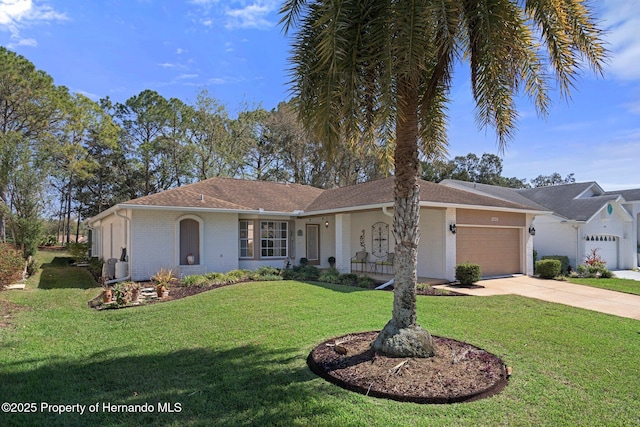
[441, 180, 640, 270]
[86, 177, 549, 283]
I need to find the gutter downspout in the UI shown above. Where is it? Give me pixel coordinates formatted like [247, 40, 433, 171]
[382, 206, 393, 217]
[105, 209, 131, 285]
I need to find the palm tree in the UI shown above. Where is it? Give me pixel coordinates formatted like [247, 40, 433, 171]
[280, 0, 606, 357]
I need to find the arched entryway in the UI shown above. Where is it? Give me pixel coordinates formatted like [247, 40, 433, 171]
[178, 216, 202, 266]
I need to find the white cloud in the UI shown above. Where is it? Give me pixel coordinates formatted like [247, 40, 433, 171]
[177, 73, 198, 80]
[0, 0, 67, 46]
[224, 1, 277, 30]
[601, 0, 640, 80]
[11, 36, 36, 46]
[176, 48, 186, 55]
[0, 0, 32, 25]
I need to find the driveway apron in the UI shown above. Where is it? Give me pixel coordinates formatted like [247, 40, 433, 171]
[437, 275, 640, 321]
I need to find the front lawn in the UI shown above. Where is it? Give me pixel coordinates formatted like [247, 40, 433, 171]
[1, 251, 639, 426]
[565, 276, 640, 296]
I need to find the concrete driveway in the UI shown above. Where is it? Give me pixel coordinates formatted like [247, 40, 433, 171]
[436, 275, 640, 321]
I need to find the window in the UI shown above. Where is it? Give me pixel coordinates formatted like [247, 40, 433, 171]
[260, 221, 288, 258]
[239, 221, 254, 258]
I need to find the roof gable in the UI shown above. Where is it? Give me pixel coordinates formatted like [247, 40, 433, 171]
[517, 183, 619, 221]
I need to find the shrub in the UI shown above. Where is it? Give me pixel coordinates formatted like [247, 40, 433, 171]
[225, 269, 252, 282]
[455, 263, 481, 286]
[252, 266, 282, 280]
[282, 265, 319, 281]
[357, 275, 375, 288]
[576, 263, 613, 279]
[68, 242, 89, 263]
[542, 255, 570, 275]
[0, 244, 24, 289]
[339, 273, 359, 287]
[41, 235, 58, 246]
[536, 259, 561, 279]
[318, 268, 341, 284]
[205, 272, 226, 284]
[299, 257, 309, 266]
[181, 275, 209, 287]
[151, 267, 177, 286]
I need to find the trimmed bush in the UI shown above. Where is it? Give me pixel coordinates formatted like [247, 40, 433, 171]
[252, 266, 282, 281]
[281, 265, 319, 281]
[455, 263, 481, 286]
[536, 259, 561, 279]
[357, 275, 375, 288]
[318, 268, 341, 284]
[0, 244, 24, 289]
[339, 273, 359, 287]
[542, 255, 570, 275]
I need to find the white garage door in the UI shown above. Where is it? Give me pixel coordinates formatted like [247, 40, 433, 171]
[585, 235, 618, 269]
[456, 227, 521, 277]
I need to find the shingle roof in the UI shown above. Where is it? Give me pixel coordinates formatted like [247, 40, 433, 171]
[439, 180, 548, 211]
[516, 182, 616, 221]
[304, 177, 543, 212]
[604, 188, 640, 202]
[124, 177, 324, 212]
[114, 176, 545, 218]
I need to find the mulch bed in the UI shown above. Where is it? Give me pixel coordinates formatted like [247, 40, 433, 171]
[308, 331, 509, 404]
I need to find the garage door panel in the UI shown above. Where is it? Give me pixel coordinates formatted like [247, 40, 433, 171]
[457, 227, 521, 277]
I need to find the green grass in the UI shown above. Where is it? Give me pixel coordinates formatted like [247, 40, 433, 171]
[566, 276, 640, 296]
[1, 250, 639, 426]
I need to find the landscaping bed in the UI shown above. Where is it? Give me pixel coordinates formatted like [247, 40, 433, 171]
[308, 331, 508, 403]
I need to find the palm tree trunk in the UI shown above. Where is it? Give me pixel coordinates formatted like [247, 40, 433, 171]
[372, 78, 436, 358]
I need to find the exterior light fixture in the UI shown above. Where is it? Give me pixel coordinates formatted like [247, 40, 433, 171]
[325, 220, 329, 228]
[449, 223, 457, 234]
[529, 226, 536, 236]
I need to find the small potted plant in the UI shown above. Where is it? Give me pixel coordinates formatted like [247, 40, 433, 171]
[102, 286, 113, 303]
[126, 281, 141, 303]
[151, 267, 176, 298]
[328, 256, 336, 268]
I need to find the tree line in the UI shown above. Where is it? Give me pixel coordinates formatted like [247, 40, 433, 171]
[1, 46, 574, 258]
[0, 47, 393, 256]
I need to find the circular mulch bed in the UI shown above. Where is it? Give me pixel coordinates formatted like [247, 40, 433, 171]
[307, 331, 509, 404]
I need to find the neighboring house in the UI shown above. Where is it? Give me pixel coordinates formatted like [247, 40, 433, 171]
[441, 180, 640, 270]
[86, 177, 548, 283]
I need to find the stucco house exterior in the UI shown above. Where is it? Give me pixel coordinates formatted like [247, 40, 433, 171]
[86, 177, 548, 283]
[441, 180, 640, 270]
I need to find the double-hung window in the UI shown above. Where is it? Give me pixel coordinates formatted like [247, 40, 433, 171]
[260, 221, 288, 258]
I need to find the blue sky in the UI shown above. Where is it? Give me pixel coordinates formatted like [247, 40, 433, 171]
[1, 0, 639, 190]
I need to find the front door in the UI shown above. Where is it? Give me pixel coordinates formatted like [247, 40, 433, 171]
[306, 224, 320, 265]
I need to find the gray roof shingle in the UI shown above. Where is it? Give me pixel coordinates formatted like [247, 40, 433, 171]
[516, 182, 617, 221]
